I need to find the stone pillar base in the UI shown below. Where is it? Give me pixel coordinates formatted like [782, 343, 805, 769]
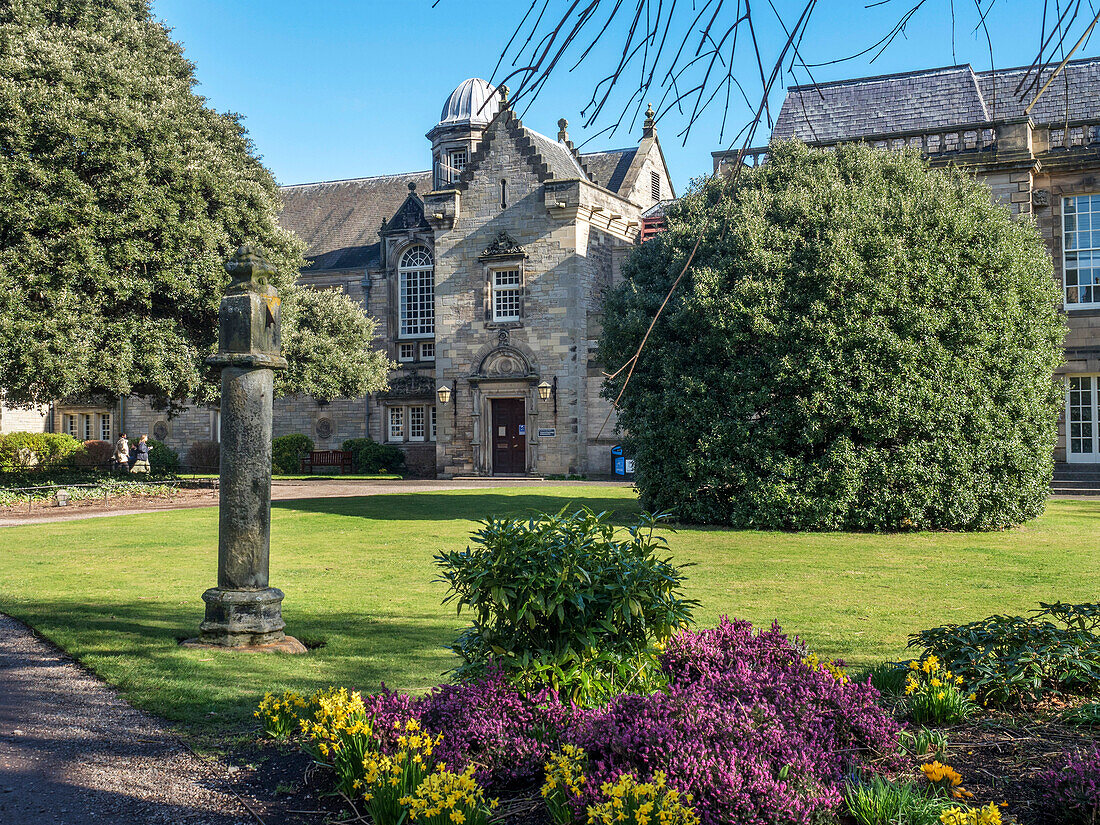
[192, 586, 304, 652]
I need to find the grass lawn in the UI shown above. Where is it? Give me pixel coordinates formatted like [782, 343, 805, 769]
[0, 486, 1096, 735]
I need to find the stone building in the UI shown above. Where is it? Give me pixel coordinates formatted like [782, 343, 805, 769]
[713, 58, 1100, 474]
[14, 79, 674, 477]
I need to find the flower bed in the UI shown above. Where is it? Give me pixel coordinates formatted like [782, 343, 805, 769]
[258, 618, 900, 825]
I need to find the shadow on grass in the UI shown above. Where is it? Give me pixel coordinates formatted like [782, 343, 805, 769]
[273, 492, 642, 523]
[4, 598, 461, 735]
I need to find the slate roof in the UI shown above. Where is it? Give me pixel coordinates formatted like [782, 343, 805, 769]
[580, 147, 638, 193]
[278, 171, 432, 271]
[772, 56, 1100, 143]
[527, 128, 590, 179]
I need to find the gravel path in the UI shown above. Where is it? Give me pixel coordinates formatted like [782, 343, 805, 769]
[0, 613, 258, 825]
[0, 478, 631, 526]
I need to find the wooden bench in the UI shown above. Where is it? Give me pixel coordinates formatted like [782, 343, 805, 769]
[299, 449, 354, 475]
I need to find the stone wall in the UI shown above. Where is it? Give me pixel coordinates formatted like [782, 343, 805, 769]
[0, 402, 49, 434]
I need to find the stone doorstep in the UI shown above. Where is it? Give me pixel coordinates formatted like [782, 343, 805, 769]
[451, 475, 546, 481]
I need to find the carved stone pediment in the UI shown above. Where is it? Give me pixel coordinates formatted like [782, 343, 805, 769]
[473, 346, 534, 380]
[479, 231, 526, 260]
[379, 372, 435, 400]
[382, 190, 430, 234]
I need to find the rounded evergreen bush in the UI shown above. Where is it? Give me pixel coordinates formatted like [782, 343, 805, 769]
[148, 439, 180, 474]
[342, 437, 405, 474]
[272, 433, 313, 475]
[599, 141, 1066, 530]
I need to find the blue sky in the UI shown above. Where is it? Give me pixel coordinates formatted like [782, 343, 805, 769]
[150, 1, 1094, 191]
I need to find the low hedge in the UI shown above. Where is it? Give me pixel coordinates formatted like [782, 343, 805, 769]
[0, 432, 83, 470]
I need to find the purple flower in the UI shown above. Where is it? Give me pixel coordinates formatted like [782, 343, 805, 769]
[1040, 746, 1100, 823]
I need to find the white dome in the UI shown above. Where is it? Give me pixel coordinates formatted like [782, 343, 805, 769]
[438, 78, 499, 128]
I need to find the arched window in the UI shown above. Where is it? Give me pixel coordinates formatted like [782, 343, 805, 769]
[398, 245, 434, 338]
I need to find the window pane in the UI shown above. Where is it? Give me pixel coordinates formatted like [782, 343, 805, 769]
[409, 406, 425, 440]
[388, 408, 404, 441]
[493, 269, 521, 321]
[399, 246, 435, 337]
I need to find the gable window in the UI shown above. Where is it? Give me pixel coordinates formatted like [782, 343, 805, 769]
[651, 171, 661, 201]
[398, 342, 415, 362]
[492, 268, 522, 322]
[1064, 195, 1100, 308]
[447, 148, 468, 182]
[388, 407, 405, 442]
[398, 245, 435, 337]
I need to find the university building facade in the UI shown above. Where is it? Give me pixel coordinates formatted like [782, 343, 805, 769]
[13, 79, 673, 477]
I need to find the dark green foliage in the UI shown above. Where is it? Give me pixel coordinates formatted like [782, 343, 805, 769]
[185, 440, 219, 472]
[599, 141, 1065, 530]
[910, 602, 1100, 706]
[844, 775, 952, 825]
[72, 439, 114, 467]
[342, 438, 406, 474]
[863, 662, 909, 697]
[434, 508, 697, 704]
[0, 0, 389, 407]
[272, 433, 312, 475]
[148, 438, 179, 473]
[0, 432, 82, 469]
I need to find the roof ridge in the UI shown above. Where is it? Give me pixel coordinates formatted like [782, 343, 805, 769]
[280, 170, 431, 189]
[787, 54, 1100, 93]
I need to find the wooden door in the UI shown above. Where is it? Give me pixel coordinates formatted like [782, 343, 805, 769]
[491, 398, 526, 474]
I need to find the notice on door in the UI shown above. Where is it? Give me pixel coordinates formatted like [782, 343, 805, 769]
[498, 426, 506, 437]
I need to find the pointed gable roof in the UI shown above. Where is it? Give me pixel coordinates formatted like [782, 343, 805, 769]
[382, 184, 431, 234]
[278, 171, 432, 271]
[580, 148, 638, 193]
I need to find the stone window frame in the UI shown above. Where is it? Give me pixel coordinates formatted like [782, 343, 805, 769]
[446, 148, 468, 182]
[61, 410, 112, 442]
[396, 244, 435, 339]
[484, 259, 526, 328]
[385, 404, 438, 444]
[1066, 374, 1100, 460]
[1062, 193, 1100, 310]
[397, 342, 416, 362]
[420, 341, 436, 361]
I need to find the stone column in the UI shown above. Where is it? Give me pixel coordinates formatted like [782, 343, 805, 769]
[189, 246, 305, 653]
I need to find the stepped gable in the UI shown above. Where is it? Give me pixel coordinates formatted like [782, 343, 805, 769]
[772, 56, 1100, 144]
[580, 147, 638, 194]
[279, 171, 432, 270]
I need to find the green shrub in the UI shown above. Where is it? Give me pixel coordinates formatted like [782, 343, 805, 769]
[72, 439, 114, 468]
[185, 440, 220, 472]
[148, 439, 180, 474]
[0, 432, 82, 470]
[434, 508, 697, 704]
[910, 602, 1100, 706]
[844, 775, 952, 825]
[598, 140, 1065, 530]
[899, 727, 949, 761]
[864, 662, 910, 697]
[272, 433, 312, 474]
[342, 437, 405, 474]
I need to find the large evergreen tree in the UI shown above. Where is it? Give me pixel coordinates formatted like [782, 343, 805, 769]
[0, 0, 389, 408]
[599, 141, 1066, 531]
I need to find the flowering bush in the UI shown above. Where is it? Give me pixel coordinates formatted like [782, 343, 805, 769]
[543, 745, 589, 825]
[938, 803, 1004, 825]
[904, 657, 978, 725]
[361, 719, 438, 824]
[362, 670, 572, 789]
[1040, 746, 1100, 823]
[586, 772, 701, 825]
[400, 764, 498, 825]
[561, 618, 900, 825]
[255, 690, 307, 738]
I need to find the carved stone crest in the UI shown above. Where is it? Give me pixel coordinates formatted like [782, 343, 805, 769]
[480, 231, 526, 259]
[379, 373, 435, 400]
[1032, 188, 1050, 208]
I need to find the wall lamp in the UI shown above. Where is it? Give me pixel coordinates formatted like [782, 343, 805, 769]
[537, 377, 558, 416]
[437, 383, 457, 427]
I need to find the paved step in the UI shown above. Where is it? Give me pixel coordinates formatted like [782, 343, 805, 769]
[1052, 488, 1100, 496]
